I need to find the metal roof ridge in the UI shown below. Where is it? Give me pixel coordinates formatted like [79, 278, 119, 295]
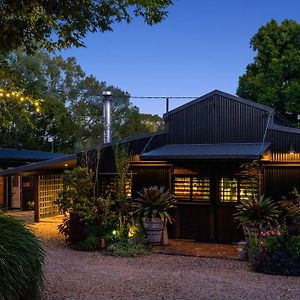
[163, 90, 274, 116]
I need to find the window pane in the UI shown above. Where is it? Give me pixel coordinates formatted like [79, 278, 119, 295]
[219, 177, 238, 202]
[239, 178, 253, 201]
[174, 177, 191, 200]
[192, 177, 210, 201]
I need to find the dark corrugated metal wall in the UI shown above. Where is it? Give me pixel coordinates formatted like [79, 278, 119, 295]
[266, 129, 300, 161]
[264, 166, 300, 200]
[167, 95, 269, 144]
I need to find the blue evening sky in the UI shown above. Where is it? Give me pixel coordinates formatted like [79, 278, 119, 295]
[60, 0, 300, 116]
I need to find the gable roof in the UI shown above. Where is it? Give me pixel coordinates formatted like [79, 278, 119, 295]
[164, 90, 275, 117]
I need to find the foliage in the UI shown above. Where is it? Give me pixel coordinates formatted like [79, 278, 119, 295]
[237, 19, 300, 124]
[0, 1, 173, 54]
[253, 250, 300, 276]
[0, 214, 45, 300]
[260, 225, 287, 253]
[234, 195, 280, 227]
[57, 167, 119, 250]
[252, 225, 300, 275]
[287, 235, 300, 257]
[240, 160, 261, 199]
[106, 233, 152, 257]
[57, 167, 94, 221]
[134, 186, 176, 224]
[279, 188, 300, 227]
[113, 144, 133, 238]
[0, 50, 162, 151]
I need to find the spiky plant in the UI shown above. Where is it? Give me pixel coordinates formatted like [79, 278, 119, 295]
[134, 186, 176, 224]
[0, 214, 45, 300]
[234, 195, 280, 227]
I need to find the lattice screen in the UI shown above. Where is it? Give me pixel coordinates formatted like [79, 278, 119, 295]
[38, 174, 62, 219]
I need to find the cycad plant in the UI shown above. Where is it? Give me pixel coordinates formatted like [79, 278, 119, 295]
[134, 186, 176, 224]
[234, 195, 280, 227]
[0, 214, 45, 300]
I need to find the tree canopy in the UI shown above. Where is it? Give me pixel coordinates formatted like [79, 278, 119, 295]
[237, 19, 300, 124]
[0, 0, 172, 54]
[0, 51, 163, 152]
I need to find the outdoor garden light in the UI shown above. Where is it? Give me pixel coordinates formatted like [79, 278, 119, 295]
[112, 230, 117, 235]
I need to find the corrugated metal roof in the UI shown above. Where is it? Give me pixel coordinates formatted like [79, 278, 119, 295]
[0, 148, 66, 161]
[0, 154, 77, 176]
[141, 143, 271, 160]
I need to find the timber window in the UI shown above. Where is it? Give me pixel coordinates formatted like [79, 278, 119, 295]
[219, 177, 253, 203]
[173, 176, 210, 201]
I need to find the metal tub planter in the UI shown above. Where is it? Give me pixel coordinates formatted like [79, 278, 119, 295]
[142, 218, 164, 243]
[134, 186, 176, 244]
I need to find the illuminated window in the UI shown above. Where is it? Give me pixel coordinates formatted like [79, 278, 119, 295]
[173, 176, 210, 201]
[219, 177, 238, 202]
[219, 177, 254, 203]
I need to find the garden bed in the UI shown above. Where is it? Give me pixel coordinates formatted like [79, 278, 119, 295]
[30, 217, 300, 300]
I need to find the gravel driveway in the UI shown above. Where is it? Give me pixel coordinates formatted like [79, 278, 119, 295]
[30, 217, 300, 300]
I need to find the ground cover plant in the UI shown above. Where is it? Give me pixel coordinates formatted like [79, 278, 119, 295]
[0, 213, 45, 300]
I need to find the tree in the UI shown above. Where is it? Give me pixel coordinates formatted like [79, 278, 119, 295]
[1, 50, 163, 152]
[237, 19, 300, 124]
[0, 0, 173, 54]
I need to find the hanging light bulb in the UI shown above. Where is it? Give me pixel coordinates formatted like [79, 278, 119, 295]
[289, 144, 295, 155]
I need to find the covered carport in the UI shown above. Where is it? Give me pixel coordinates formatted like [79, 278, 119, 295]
[0, 154, 77, 221]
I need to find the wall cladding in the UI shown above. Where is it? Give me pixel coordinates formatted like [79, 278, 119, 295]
[167, 94, 269, 144]
[264, 166, 300, 200]
[266, 129, 300, 162]
[38, 174, 62, 220]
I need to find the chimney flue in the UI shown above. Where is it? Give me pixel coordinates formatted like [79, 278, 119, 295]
[102, 91, 112, 144]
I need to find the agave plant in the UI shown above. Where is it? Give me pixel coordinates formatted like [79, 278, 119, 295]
[134, 186, 176, 224]
[234, 195, 280, 227]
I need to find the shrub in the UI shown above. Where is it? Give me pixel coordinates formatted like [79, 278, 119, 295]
[260, 225, 287, 253]
[287, 235, 300, 257]
[106, 234, 152, 257]
[0, 214, 45, 299]
[279, 188, 300, 234]
[253, 250, 300, 276]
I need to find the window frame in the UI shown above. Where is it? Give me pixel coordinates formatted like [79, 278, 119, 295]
[172, 174, 211, 202]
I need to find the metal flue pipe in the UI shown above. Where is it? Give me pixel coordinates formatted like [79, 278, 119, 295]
[102, 91, 112, 144]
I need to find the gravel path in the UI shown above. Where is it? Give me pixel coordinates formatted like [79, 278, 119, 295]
[30, 217, 300, 300]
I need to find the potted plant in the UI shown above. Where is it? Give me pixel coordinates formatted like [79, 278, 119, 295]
[134, 186, 176, 244]
[234, 195, 280, 240]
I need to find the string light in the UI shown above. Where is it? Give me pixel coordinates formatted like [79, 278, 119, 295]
[0, 88, 43, 113]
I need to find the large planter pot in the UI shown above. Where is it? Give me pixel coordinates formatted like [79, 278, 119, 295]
[142, 218, 164, 243]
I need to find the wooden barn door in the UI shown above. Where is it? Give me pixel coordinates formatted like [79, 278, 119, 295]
[215, 176, 244, 242]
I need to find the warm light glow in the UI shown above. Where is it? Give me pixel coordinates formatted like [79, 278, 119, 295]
[64, 163, 68, 167]
[36, 107, 40, 113]
[0, 93, 3, 97]
[20, 97, 24, 101]
[112, 230, 117, 235]
[6, 93, 10, 97]
[289, 145, 295, 155]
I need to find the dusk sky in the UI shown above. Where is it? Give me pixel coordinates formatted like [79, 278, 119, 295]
[60, 0, 300, 116]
